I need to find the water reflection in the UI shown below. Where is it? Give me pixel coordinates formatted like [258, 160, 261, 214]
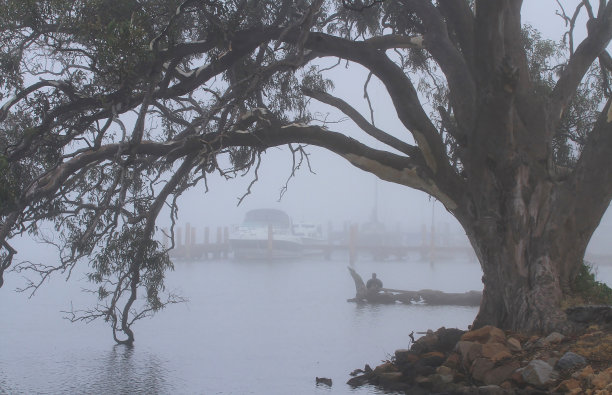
[86, 345, 169, 394]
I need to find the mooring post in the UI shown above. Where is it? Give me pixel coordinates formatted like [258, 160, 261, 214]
[204, 227, 210, 260]
[223, 227, 229, 258]
[420, 224, 427, 259]
[185, 222, 192, 259]
[325, 221, 333, 260]
[349, 223, 358, 265]
[216, 227, 222, 258]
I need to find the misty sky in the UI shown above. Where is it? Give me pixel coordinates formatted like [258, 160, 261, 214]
[6, 1, 612, 264]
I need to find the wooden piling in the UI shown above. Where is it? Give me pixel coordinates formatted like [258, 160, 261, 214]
[216, 227, 222, 258]
[185, 222, 192, 259]
[223, 227, 229, 258]
[204, 227, 210, 259]
[349, 223, 358, 265]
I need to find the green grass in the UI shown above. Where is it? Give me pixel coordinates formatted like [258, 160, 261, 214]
[572, 261, 612, 306]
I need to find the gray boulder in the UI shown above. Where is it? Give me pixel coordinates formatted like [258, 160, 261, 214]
[556, 352, 587, 371]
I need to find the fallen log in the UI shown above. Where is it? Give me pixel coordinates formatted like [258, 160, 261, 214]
[347, 267, 482, 306]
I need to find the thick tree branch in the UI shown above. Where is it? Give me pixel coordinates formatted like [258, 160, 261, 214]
[300, 31, 449, 175]
[437, 0, 475, 72]
[570, 98, 612, 234]
[550, 2, 612, 132]
[400, 0, 477, 133]
[301, 86, 420, 157]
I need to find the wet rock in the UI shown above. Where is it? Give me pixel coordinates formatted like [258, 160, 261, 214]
[413, 363, 435, 377]
[411, 331, 439, 354]
[346, 374, 370, 387]
[481, 342, 512, 362]
[471, 357, 519, 386]
[430, 372, 454, 388]
[436, 327, 466, 352]
[482, 361, 520, 386]
[349, 368, 363, 376]
[395, 348, 417, 364]
[443, 352, 461, 369]
[521, 359, 555, 387]
[506, 337, 522, 353]
[377, 371, 403, 383]
[461, 325, 506, 344]
[420, 351, 445, 367]
[374, 361, 397, 374]
[414, 374, 434, 389]
[556, 351, 587, 371]
[436, 365, 454, 376]
[456, 340, 483, 368]
[471, 358, 495, 383]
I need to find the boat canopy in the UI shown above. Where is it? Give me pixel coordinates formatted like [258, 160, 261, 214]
[243, 209, 291, 228]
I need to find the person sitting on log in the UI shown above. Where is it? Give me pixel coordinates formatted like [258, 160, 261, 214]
[366, 273, 383, 292]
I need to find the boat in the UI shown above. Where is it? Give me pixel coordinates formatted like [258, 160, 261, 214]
[229, 209, 303, 259]
[292, 222, 325, 245]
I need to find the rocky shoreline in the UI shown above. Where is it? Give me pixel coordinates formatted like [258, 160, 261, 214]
[347, 306, 612, 394]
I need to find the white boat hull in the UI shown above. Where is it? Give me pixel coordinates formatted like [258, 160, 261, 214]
[229, 228, 303, 259]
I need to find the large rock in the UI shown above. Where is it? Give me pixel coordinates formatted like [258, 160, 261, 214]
[420, 351, 445, 367]
[410, 327, 466, 354]
[455, 341, 483, 368]
[506, 337, 522, 353]
[471, 358, 495, 382]
[411, 331, 439, 354]
[521, 359, 555, 387]
[556, 351, 586, 371]
[482, 361, 520, 386]
[532, 332, 564, 349]
[461, 325, 506, 344]
[435, 327, 466, 352]
[471, 358, 519, 386]
[395, 349, 418, 364]
[542, 331, 565, 345]
[481, 342, 512, 362]
[374, 361, 397, 374]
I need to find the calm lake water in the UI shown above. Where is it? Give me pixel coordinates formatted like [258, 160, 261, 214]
[1, 254, 610, 395]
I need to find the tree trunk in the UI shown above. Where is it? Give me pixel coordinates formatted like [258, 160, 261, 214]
[458, 163, 598, 334]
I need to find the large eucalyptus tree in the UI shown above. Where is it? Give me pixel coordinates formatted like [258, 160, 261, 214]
[1, 0, 611, 344]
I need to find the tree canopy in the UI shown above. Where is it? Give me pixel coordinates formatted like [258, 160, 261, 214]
[1, 0, 612, 344]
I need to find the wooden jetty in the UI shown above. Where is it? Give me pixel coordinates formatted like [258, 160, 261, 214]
[347, 267, 482, 306]
[164, 223, 230, 260]
[166, 221, 475, 261]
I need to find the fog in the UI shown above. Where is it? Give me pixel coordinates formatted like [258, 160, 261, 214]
[152, 2, 612, 260]
[1, 3, 611, 394]
[5, 1, 612, 267]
